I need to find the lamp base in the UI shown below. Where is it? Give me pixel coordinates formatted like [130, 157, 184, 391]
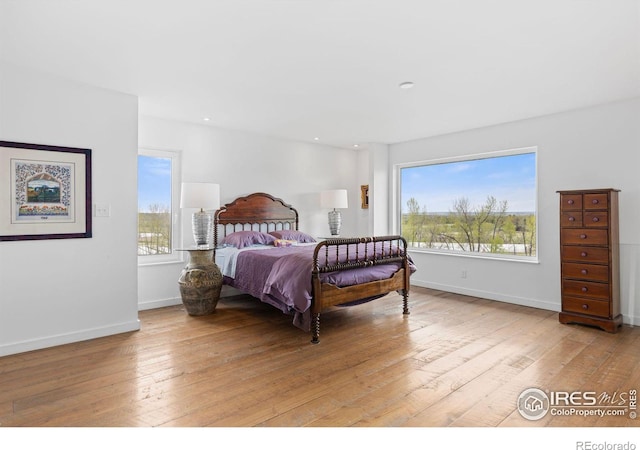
[328, 209, 342, 236]
[192, 210, 213, 247]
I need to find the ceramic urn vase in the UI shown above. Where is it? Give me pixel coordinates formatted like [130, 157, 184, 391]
[178, 249, 223, 315]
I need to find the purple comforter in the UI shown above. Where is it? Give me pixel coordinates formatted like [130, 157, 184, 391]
[224, 243, 416, 331]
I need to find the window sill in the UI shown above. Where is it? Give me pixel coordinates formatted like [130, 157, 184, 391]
[138, 256, 185, 267]
[407, 247, 539, 264]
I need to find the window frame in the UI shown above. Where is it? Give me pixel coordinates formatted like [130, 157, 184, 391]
[137, 147, 182, 266]
[394, 146, 539, 263]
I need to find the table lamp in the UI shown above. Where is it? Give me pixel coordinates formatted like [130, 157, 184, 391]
[320, 189, 348, 236]
[180, 182, 220, 247]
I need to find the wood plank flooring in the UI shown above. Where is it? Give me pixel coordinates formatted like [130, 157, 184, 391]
[1, 286, 639, 428]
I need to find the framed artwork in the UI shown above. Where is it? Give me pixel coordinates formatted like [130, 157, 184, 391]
[0, 141, 92, 241]
[361, 184, 369, 209]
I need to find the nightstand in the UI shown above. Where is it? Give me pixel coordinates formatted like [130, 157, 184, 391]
[177, 248, 222, 315]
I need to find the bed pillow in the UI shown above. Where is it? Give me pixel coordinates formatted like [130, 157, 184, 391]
[221, 231, 276, 249]
[269, 230, 317, 243]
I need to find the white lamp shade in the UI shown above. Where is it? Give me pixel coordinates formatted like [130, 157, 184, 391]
[180, 182, 220, 210]
[320, 189, 348, 209]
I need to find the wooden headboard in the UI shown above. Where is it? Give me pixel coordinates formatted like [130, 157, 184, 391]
[214, 192, 299, 245]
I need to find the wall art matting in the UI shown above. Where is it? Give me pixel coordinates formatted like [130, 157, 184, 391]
[0, 141, 92, 241]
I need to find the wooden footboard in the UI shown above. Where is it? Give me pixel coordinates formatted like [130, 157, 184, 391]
[310, 236, 411, 343]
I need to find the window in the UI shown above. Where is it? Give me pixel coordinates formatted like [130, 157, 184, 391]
[398, 148, 537, 259]
[137, 149, 181, 261]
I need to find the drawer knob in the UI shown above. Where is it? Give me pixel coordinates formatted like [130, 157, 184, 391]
[581, 252, 588, 257]
[569, 216, 575, 222]
[580, 234, 587, 239]
[592, 199, 599, 205]
[568, 199, 574, 205]
[592, 217, 599, 222]
[581, 269, 588, 275]
[582, 304, 589, 310]
[581, 287, 588, 292]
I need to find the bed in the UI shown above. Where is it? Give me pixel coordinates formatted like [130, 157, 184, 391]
[213, 192, 415, 343]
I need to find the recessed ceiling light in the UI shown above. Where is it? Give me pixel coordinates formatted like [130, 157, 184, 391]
[353, 144, 359, 148]
[314, 137, 320, 141]
[203, 117, 211, 122]
[399, 81, 415, 89]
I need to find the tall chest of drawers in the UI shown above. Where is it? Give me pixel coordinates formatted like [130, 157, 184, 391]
[558, 188, 621, 332]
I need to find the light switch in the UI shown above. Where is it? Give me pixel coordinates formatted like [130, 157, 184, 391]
[95, 204, 111, 217]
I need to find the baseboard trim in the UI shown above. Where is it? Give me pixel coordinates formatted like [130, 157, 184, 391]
[411, 281, 640, 326]
[0, 319, 141, 357]
[411, 280, 560, 313]
[138, 287, 242, 312]
[138, 297, 182, 311]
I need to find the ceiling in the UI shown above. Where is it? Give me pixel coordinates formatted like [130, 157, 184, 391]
[1, 0, 639, 149]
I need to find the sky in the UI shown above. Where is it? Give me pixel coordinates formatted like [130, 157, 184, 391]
[400, 152, 536, 214]
[138, 155, 172, 213]
[137, 152, 536, 214]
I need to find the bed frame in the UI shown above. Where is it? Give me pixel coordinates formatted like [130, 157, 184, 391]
[214, 192, 411, 343]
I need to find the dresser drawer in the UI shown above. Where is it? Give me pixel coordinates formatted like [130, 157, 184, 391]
[562, 296, 610, 318]
[561, 212, 582, 227]
[562, 246, 609, 264]
[584, 211, 608, 227]
[561, 229, 608, 246]
[584, 193, 608, 210]
[562, 279, 610, 300]
[562, 262, 609, 282]
[560, 194, 582, 211]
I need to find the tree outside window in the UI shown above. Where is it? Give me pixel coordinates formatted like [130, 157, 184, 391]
[138, 150, 180, 258]
[399, 150, 537, 258]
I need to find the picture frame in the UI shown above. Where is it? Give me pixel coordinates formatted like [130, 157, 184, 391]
[0, 140, 92, 241]
[361, 184, 369, 209]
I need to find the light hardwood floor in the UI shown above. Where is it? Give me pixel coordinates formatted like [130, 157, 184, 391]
[1, 286, 638, 427]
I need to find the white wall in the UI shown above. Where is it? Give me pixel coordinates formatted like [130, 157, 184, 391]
[368, 143, 391, 236]
[356, 148, 370, 235]
[138, 116, 365, 309]
[4, 66, 636, 358]
[390, 98, 640, 325]
[0, 63, 140, 356]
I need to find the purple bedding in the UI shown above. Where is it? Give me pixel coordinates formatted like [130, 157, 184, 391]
[223, 243, 415, 331]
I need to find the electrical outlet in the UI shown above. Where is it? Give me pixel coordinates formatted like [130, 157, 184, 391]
[461, 270, 467, 279]
[95, 204, 110, 217]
